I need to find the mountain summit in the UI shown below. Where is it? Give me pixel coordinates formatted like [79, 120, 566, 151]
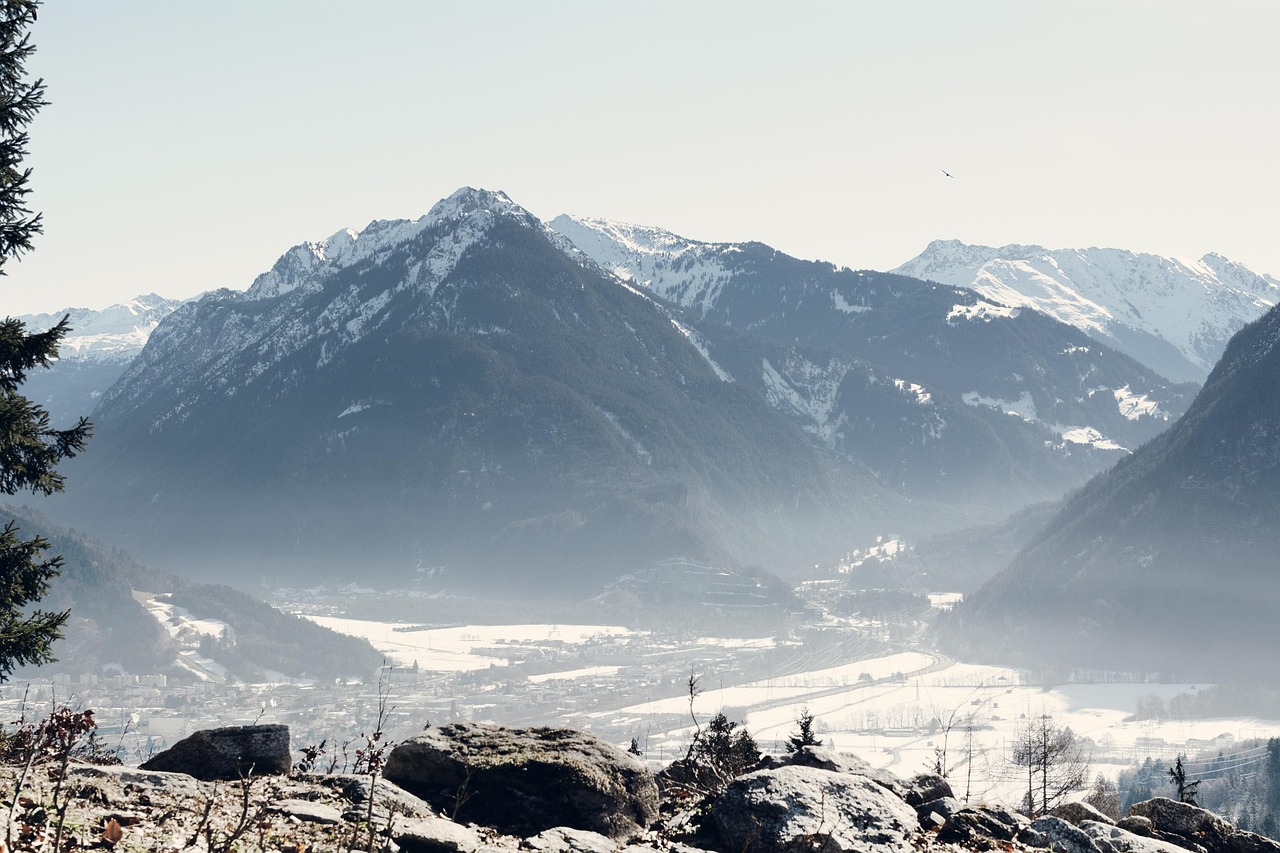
[52, 188, 892, 592]
[894, 240, 1280, 383]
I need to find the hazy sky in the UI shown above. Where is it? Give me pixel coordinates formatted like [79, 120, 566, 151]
[8, 1, 1280, 315]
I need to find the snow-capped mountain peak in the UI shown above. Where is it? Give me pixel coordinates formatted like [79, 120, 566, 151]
[16, 293, 189, 363]
[895, 240, 1280, 383]
[246, 187, 576, 301]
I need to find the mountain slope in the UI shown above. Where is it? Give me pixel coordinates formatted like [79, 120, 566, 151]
[52, 189, 897, 593]
[15, 294, 186, 424]
[894, 240, 1280, 384]
[943, 302, 1280, 677]
[0, 504, 381, 680]
[551, 216, 1196, 485]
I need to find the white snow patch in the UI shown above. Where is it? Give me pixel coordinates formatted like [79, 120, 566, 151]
[597, 407, 653, 465]
[1113, 385, 1165, 421]
[302, 619, 637, 671]
[338, 402, 372, 418]
[1058, 426, 1127, 451]
[527, 665, 622, 684]
[962, 390, 1038, 422]
[670, 318, 733, 382]
[832, 291, 871, 314]
[947, 301, 1020, 323]
[892, 379, 932, 405]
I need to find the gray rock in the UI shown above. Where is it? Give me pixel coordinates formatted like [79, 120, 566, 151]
[394, 816, 483, 853]
[301, 773, 435, 821]
[917, 796, 960, 829]
[522, 827, 617, 853]
[1080, 820, 1190, 853]
[1053, 801, 1118, 827]
[711, 764, 920, 853]
[1022, 815, 1104, 853]
[937, 805, 1027, 849]
[274, 798, 343, 825]
[1129, 799, 1226, 842]
[903, 773, 953, 807]
[383, 722, 658, 840]
[781, 746, 906, 798]
[1118, 816, 1156, 836]
[139, 724, 290, 780]
[67, 764, 211, 800]
[1127, 799, 1280, 853]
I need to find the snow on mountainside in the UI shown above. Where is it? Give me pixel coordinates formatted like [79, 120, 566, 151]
[64, 187, 901, 592]
[106, 188, 598, 420]
[551, 213, 1195, 466]
[16, 294, 187, 363]
[894, 240, 1280, 383]
[549, 215, 746, 317]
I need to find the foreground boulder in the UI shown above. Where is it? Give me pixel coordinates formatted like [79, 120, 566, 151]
[711, 764, 920, 853]
[383, 722, 658, 840]
[937, 804, 1027, 850]
[139, 724, 290, 780]
[1079, 820, 1190, 853]
[777, 746, 907, 798]
[1129, 798, 1280, 853]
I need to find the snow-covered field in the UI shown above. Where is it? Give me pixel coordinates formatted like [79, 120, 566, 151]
[679, 661, 1280, 805]
[302, 617, 637, 672]
[303, 616, 1280, 806]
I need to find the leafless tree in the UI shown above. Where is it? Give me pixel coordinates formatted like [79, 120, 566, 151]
[1011, 711, 1089, 817]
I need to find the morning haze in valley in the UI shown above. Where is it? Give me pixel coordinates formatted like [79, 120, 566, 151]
[4, 3, 1280, 850]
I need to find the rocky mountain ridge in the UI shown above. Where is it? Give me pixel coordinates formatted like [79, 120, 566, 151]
[552, 214, 1195, 462]
[52, 188, 899, 592]
[894, 239, 1280, 384]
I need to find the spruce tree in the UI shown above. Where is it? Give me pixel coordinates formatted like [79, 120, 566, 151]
[0, 1, 91, 680]
[1168, 756, 1200, 806]
[786, 706, 822, 753]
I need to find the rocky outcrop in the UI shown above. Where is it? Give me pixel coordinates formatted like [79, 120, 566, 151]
[937, 804, 1027, 850]
[1129, 798, 1280, 853]
[710, 764, 920, 853]
[383, 723, 659, 840]
[1021, 815, 1106, 853]
[775, 746, 908, 798]
[1053, 802, 1117, 827]
[522, 827, 618, 853]
[1080, 820, 1190, 853]
[394, 817, 483, 853]
[18, 723, 1280, 853]
[138, 724, 290, 780]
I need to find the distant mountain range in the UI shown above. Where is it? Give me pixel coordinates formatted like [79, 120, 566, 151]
[32, 190, 1277, 600]
[553, 215, 1192, 461]
[51, 189, 906, 593]
[942, 299, 1280, 678]
[17, 294, 186, 425]
[895, 240, 1280, 384]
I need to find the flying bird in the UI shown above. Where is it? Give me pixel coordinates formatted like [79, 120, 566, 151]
[941, 169, 955, 178]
